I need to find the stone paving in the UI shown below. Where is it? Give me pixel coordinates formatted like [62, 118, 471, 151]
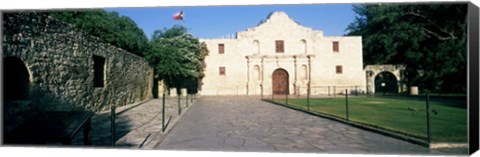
[71, 95, 195, 148]
[156, 96, 468, 155]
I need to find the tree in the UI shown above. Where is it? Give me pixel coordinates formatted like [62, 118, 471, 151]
[48, 9, 149, 56]
[145, 26, 208, 94]
[197, 41, 210, 91]
[198, 41, 209, 75]
[346, 3, 467, 93]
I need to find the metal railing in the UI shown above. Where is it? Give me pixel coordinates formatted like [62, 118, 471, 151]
[266, 87, 467, 145]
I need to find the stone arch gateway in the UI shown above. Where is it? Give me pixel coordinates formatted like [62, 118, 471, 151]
[365, 65, 406, 94]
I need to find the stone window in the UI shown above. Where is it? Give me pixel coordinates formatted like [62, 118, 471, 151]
[219, 67, 226, 76]
[300, 39, 307, 54]
[275, 40, 284, 53]
[218, 44, 225, 54]
[333, 41, 339, 52]
[253, 40, 260, 54]
[93, 55, 105, 87]
[336, 65, 343, 74]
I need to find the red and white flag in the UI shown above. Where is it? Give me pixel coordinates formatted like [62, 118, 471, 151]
[173, 11, 184, 20]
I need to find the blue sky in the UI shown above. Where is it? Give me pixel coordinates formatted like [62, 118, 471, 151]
[104, 4, 357, 40]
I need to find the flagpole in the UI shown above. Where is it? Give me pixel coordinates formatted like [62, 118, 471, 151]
[173, 10, 185, 28]
[182, 9, 185, 30]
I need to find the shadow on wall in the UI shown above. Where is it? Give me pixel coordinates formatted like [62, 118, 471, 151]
[2, 57, 136, 146]
[70, 112, 135, 147]
[3, 84, 137, 147]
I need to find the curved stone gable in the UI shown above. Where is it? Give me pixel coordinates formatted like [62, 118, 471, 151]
[237, 11, 323, 40]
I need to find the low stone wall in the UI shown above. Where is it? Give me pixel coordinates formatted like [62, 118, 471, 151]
[2, 12, 154, 114]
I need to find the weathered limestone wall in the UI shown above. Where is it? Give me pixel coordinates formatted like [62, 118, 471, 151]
[2, 12, 154, 112]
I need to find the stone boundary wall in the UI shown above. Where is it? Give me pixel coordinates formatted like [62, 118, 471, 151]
[2, 12, 154, 112]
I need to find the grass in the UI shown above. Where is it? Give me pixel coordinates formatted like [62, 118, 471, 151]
[271, 96, 467, 143]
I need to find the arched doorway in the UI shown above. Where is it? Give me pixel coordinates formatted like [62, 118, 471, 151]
[4, 57, 30, 101]
[365, 65, 406, 94]
[272, 68, 289, 95]
[374, 71, 398, 95]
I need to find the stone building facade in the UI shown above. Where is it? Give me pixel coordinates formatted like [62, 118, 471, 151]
[2, 12, 154, 118]
[200, 12, 365, 96]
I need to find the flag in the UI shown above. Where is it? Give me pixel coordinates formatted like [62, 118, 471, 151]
[173, 11, 184, 20]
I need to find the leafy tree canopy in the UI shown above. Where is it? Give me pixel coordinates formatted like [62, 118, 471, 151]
[145, 25, 208, 93]
[346, 3, 467, 93]
[49, 9, 149, 56]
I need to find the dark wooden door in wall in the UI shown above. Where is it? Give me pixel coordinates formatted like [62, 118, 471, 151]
[272, 68, 289, 95]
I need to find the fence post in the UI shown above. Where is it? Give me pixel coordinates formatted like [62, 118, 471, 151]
[426, 92, 431, 143]
[334, 86, 336, 98]
[111, 105, 116, 146]
[307, 85, 310, 111]
[186, 94, 189, 107]
[286, 94, 288, 105]
[162, 93, 165, 132]
[328, 86, 330, 96]
[355, 86, 358, 96]
[178, 94, 181, 115]
[272, 91, 274, 101]
[261, 85, 264, 99]
[345, 89, 349, 121]
[297, 86, 300, 98]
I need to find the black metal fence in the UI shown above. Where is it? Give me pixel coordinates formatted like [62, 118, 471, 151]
[109, 93, 197, 146]
[267, 88, 467, 145]
[294, 85, 366, 98]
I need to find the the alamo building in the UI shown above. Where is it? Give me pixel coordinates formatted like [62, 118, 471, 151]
[199, 11, 366, 96]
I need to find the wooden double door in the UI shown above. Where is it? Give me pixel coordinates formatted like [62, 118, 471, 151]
[272, 68, 289, 95]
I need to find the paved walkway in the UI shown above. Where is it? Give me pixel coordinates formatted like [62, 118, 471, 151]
[71, 95, 195, 148]
[156, 96, 467, 155]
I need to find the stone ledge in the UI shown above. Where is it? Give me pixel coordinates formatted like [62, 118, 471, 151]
[430, 143, 468, 149]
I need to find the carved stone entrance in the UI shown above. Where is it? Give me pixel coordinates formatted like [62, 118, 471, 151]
[272, 68, 289, 95]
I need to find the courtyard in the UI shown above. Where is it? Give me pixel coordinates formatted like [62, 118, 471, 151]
[155, 96, 467, 155]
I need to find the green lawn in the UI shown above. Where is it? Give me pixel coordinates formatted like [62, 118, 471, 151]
[271, 96, 467, 143]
